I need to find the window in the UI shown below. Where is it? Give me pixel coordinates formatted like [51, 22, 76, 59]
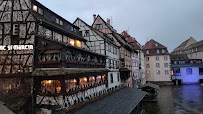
[146, 57, 149, 61]
[164, 56, 168, 61]
[56, 18, 59, 24]
[69, 39, 75, 46]
[111, 74, 113, 83]
[156, 56, 159, 61]
[156, 63, 160, 68]
[146, 64, 150, 68]
[162, 49, 165, 53]
[117, 73, 120, 82]
[156, 49, 160, 54]
[171, 68, 181, 76]
[96, 24, 103, 30]
[199, 68, 203, 75]
[146, 50, 149, 54]
[186, 68, 192, 75]
[155, 43, 158, 47]
[84, 30, 89, 37]
[146, 70, 150, 74]
[38, 8, 43, 15]
[195, 47, 198, 52]
[76, 40, 81, 47]
[156, 70, 160, 75]
[164, 63, 168, 68]
[33, 5, 37, 12]
[13, 24, 19, 35]
[165, 70, 169, 75]
[59, 20, 63, 26]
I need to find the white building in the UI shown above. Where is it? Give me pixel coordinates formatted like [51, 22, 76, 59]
[74, 18, 121, 88]
[143, 39, 171, 83]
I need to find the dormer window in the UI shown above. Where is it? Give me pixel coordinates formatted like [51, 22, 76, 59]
[56, 18, 59, 24]
[146, 50, 149, 54]
[162, 49, 165, 53]
[96, 24, 103, 30]
[33, 5, 37, 12]
[156, 49, 160, 54]
[76, 40, 81, 47]
[155, 43, 158, 47]
[38, 8, 43, 15]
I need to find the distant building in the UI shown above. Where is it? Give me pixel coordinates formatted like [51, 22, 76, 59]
[171, 37, 197, 55]
[171, 38, 203, 84]
[143, 39, 171, 83]
[183, 40, 203, 61]
[121, 31, 146, 87]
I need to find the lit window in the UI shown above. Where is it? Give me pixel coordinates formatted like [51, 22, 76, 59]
[76, 40, 81, 47]
[70, 39, 75, 46]
[33, 5, 37, 12]
[156, 70, 160, 75]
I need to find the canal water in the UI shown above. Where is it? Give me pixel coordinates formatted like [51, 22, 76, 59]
[143, 85, 203, 114]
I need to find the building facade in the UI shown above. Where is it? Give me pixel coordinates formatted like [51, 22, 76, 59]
[92, 15, 134, 87]
[73, 18, 121, 88]
[171, 59, 203, 84]
[143, 39, 171, 83]
[121, 31, 146, 87]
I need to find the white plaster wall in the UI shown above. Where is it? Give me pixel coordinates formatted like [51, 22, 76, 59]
[145, 55, 171, 82]
[180, 67, 199, 83]
[187, 52, 203, 61]
[108, 71, 121, 88]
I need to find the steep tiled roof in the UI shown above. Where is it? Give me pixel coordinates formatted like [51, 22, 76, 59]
[121, 31, 141, 50]
[185, 40, 203, 50]
[171, 37, 197, 54]
[143, 39, 166, 50]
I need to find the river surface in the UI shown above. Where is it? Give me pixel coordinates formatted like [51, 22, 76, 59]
[143, 85, 203, 114]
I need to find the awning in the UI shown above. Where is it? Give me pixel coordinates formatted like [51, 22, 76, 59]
[32, 68, 109, 77]
[68, 87, 146, 114]
[140, 83, 160, 90]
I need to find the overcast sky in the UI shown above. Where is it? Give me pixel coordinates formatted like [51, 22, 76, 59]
[38, 0, 203, 52]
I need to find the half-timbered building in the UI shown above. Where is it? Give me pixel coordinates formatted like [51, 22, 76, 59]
[92, 15, 136, 88]
[73, 18, 121, 88]
[0, 0, 115, 112]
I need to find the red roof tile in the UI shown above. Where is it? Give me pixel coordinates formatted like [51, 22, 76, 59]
[143, 39, 166, 49]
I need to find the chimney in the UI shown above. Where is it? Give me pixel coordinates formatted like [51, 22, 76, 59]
[107, 18, 110, 25]
[93, 14, 96, 22]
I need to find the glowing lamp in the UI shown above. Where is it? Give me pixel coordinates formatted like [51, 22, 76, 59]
[48, 80, 52, 84]
[70, 39, 75, 46]
[84, 77, 87, 82]
[73, 79, 77, 83]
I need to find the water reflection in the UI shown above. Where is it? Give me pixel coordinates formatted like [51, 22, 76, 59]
[144, 85, 203, 114]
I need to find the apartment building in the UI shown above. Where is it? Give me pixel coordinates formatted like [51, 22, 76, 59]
[143, 39, 171, 83]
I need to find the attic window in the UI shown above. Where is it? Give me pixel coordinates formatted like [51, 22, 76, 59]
[155, 43, 158, 47]
[33, 5, 37, 12]
[96, 24, 103, 30]
[162, 49, 165, 53]
[146, 50, 149, 54]
[38, 8, 43, 15]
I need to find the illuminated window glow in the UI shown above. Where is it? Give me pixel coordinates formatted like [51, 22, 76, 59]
[76, 40, 81, 47]
[33, 5, 37, 12]
[70, 39, 75, 46]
